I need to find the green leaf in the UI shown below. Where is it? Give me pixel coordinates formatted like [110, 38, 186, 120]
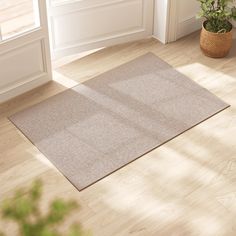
[46, 200, 78, 225]
[40, 227, 60, 236]
[30, 180, 42, 201]
[0, 180, 87, 236]
[68, 224, 89, 236]
[196, 0, 236, 32]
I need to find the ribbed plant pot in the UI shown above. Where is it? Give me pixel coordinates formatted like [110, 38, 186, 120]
[200, 21, 233, 58]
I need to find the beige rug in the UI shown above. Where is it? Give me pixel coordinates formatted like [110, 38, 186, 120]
[9, 53, 229, 190]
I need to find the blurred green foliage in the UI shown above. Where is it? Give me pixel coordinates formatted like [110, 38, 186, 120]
[0, 180, 89, 236]
[197, 0, 236, 32]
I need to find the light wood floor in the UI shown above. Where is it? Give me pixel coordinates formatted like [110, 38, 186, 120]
[1, 32, 236, 236]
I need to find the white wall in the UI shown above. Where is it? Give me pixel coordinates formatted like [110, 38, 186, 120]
[153, 0, 202, 43]
[177, 0, 202, 38]
[233, 2, 236, 27]
[167, 0, 202, 42]
[167, 0, 236, 42]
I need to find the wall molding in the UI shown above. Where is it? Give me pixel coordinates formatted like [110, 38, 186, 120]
[0, 74, 50, 103]
[54, 29, 152, 58]
[177, 16, 203, 39]
[167, 0, 178, 42]
[50, 0, 139, 14]
[0, 39, 51, 103]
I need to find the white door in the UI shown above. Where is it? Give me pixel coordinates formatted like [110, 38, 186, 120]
[47, 0, 154, 58]
[0, 0, 52, 103]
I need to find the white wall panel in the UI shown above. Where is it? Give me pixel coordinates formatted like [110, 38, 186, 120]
[0, 0, 52, 103]
[178, 0, 199, 22]
[176, 0, 202, 39]
[0, 40, 45, 90]
[53, 0, 143, 48]
[48, 0, 154, 58]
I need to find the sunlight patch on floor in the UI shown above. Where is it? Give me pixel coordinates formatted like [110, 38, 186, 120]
[27, 147, 57, 170]
[176, 62, 236, 90]
[53, 71, 79, 88]
[191, 214, 225, 235]
[102, 176, 183, 225]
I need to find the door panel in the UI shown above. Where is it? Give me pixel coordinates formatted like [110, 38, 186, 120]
[48, 0, 154, 58]
[0, 0, 39, 40]
[0, 0, 52, 103]
[0, 40, 46, 90]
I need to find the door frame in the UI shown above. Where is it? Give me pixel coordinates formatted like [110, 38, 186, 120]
[153, 0, 170, 44]
[153, 0, 179, 44]
[166, 0, 178, 42]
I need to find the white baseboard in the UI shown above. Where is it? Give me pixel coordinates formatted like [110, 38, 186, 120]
[0, 75, 51, 104]
[177, 16, 203, 39]
[177, 16, 235, 40]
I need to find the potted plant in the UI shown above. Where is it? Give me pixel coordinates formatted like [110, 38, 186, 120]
[197, 0, 236, 58]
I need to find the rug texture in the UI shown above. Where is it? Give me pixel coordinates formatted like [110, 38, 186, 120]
[9, 53, 229, 190]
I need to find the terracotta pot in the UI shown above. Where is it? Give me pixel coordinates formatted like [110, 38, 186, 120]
[200, 21, 233, 58]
